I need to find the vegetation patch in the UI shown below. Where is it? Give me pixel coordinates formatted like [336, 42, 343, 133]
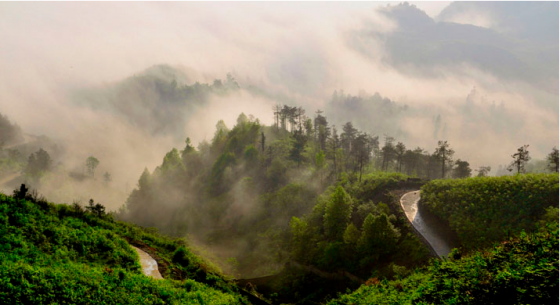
[328, 223, 559, 305]
[421, 174, 559, 249]
[0, 190, 249, 304]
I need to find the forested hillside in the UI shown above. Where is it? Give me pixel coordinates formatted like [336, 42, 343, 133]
[327, 174, 559, 304]
[329, 222, 559, 305]
[0, 186, 248, 304]
[1, 101, 556, 304]
[73, 65, 240, 141]
[119, 109, 460, 274]
[0, 112, 24, 147]
[1, 2, 558, 304]
[116, 105, 559, 303]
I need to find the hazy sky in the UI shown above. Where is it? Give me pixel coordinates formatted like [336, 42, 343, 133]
[0, 1, 557, 190]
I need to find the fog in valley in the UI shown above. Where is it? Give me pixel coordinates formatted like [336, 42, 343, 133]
[0, 1, 558, 278]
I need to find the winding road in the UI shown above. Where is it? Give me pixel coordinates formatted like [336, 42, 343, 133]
[132, 246, 163, 279]
[400, 191, 452, 258]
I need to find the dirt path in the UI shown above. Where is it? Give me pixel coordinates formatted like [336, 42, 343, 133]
[132, 246, 163, 279]
[400, 191, 452, 258]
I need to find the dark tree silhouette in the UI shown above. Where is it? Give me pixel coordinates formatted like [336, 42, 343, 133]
[475, 166, 491, 177]
[290, 129, 307, 167]
[452, 159, 472, 178]
[103, 172, 112, 183]
[326, 125, 340, 178]
[25, 148, 52, 177]
[547, 147, 559, 173]
[507, 145, 530, 174]
[314, 110, 330, 152]
[381, 136, 396, 172]
[86, 198, 106, 217]
[354, 133, 371, 182]
[434, 141, 454, 178]
[86, 156, 100, 178]
[395, 142, 406, 173]
[13, 184, 29, 200]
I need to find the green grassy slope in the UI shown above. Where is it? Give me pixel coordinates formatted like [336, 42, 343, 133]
[0, 190, 249, 304]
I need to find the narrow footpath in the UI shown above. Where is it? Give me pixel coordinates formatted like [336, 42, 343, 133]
[132, 246, 163, 279]
[400, 191, 452, 258]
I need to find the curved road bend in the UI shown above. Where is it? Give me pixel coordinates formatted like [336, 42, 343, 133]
[132, 246, 163, 279]
[400, 191, 452, 258]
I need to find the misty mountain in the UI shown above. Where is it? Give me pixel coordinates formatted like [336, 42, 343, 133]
[0, 112, 24, 146]
[72, 64, 240, 141]
[437, 1, 559, 45]
[326, 90, 409, 139]
[350, 2, 558, 93]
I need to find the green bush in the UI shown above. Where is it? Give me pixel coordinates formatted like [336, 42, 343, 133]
[173, 246, 191, 267]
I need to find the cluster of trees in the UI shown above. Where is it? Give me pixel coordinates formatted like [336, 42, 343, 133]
[271, 105, 477, 182]
[288, 181, 420, 277]
[0, 112, 24, 146]
[500, 145, 558, 175]
[122, 109, 434, 286]
[84, 198, 106, 217]
[121, 106, 556, 302]
[24, 148, 52, 178]
[21, 150, 111, 183]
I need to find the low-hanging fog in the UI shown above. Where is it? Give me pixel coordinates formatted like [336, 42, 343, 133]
[0, 1, 558, 211]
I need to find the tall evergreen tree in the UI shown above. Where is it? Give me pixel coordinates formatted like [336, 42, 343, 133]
[323, 186, 353, 240]
[507, 145, 530, 174]
[434, 141, 454, 178]
[395, 142, 406, 173]
[86, 156, 100, 178]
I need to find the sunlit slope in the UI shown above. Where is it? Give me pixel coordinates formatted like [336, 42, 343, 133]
[420, 173, 559, 249]
[0, 190, 248, 304]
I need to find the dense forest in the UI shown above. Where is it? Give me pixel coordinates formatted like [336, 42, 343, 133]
[1, 91, 558, 303]
[115, 107, 559, 303]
